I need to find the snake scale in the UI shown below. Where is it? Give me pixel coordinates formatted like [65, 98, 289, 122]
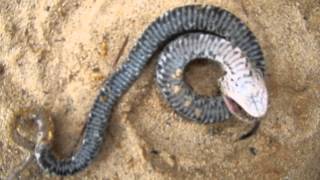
[13, 4, 268, 176]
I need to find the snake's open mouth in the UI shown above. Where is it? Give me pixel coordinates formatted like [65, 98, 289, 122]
[222, 96, 256, 122]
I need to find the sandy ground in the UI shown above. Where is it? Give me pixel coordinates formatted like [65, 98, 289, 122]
[0, 0, 319, 179]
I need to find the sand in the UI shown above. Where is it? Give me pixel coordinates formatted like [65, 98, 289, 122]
[0, 0, 319, 179]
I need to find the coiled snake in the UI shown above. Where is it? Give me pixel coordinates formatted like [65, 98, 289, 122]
[9, 4, 268, 176]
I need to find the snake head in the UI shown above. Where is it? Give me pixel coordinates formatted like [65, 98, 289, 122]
[219, 68, 268, 122]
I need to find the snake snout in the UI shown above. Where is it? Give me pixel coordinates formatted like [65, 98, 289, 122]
[222, 83, 268, 120]
[243, 92, 268, 118]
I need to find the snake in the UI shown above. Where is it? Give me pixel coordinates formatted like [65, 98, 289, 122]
[10, 4, 268, 176]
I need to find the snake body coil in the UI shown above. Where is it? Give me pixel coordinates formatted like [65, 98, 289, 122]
[34, 5, 265, 175]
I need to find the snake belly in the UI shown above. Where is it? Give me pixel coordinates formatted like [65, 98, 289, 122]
[34, 5, 265, 175]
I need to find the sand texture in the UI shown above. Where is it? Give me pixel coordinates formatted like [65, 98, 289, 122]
[0, 0, 320, 179]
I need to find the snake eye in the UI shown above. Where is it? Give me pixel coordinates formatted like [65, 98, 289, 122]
[222, 70, 227, 76]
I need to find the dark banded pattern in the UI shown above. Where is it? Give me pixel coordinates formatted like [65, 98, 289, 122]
[156, 33, 238, 123]
[34, 5, 265, 175]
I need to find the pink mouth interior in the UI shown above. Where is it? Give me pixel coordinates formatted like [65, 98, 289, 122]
[223, 96, 241, 115]
[223, 96, 260, 139]
[222, 96, 253, 121]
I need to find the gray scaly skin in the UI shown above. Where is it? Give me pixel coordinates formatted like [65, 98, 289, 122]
[30, 5, 266, 175]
